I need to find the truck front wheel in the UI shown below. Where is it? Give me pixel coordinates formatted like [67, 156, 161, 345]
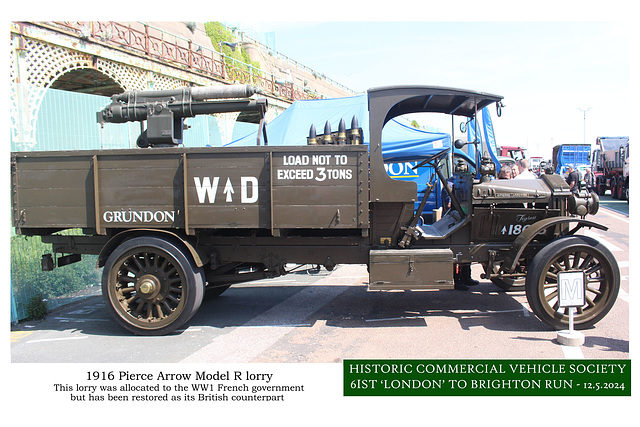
[525, 236, 619, 330]
[102, 236, 205, 335]
[626, 185, 629, 203]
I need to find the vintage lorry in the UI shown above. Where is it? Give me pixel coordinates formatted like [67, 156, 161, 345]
[11, 84, 618, 335]
[552, 144, 591, 177]
[592, 136, 629, 200]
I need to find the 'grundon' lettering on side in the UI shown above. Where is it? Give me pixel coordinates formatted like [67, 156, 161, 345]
[103, 210, 175, 223]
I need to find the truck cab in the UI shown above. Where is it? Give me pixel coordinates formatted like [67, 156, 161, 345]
[497, 146, 526, 161]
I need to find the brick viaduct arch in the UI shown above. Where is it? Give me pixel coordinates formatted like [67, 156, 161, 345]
[10, 23, 289, 149]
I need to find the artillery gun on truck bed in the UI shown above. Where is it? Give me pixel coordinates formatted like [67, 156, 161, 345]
[11, 84, 619, 335]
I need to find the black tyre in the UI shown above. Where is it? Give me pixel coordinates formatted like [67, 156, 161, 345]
[618, 181, 626, 200]
[102, 236, 205, 335]
[525, 236, 619, 330]
[626, 186, 629, 203]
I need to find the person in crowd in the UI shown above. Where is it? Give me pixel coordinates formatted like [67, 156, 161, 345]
[584, 168, 595, 192]
[538, 161, 547, 176]
[498, 165, 513, 179]
[565, 165, 581, 194]
[514, 158, 537, 179]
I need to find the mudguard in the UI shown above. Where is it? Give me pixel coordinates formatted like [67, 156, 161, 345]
[501, 217, 608, 273]
[97, 229, 203, 268]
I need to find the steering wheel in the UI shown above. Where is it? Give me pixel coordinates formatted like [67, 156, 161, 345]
[413, 146, 465, 218]
[412, 147, 451, 170]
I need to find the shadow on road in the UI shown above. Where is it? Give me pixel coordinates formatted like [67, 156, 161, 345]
[13, 280, 550, 337]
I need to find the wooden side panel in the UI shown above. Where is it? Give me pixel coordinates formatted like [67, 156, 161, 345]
[270, 149, 368, 229]
[13, 155, 95, 229]
[97, 153, 183, 229]
[185, 151, 271, 229]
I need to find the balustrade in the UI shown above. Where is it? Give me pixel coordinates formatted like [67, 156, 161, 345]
[53, 21, 319, 101]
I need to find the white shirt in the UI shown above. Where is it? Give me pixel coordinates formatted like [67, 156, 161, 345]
[514, 170, 537, 179]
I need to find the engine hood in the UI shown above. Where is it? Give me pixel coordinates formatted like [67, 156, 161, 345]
[472, 178, 553, 204]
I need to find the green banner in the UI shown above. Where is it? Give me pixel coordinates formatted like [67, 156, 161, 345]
[344, 359, 630, 396]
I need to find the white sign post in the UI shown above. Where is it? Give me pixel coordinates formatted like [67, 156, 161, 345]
[556, 271, 586, 346]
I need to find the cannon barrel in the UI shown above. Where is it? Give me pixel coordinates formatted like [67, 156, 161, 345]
[189, 99, 266, 116]
[100, 85, 259, 124]
[97, 84, 265, 147]
[191, 84, 255, 101]
[112, 84, 255, 103]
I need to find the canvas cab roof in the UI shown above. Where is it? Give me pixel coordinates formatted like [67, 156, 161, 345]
[368, 85, 504, 119]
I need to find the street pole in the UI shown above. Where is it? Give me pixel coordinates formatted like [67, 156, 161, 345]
[578, 107, 592, 144]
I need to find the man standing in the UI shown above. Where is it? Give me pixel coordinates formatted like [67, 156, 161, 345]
[566, 165, 581, 194]
[584, 168, 595, 193]
[514, 158, 536, 179]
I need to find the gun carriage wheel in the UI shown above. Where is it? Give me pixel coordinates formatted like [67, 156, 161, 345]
[102, 236, 205, 335]
[525, 235, 619, 330]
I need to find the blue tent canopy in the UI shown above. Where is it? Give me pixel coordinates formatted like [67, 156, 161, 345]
[226, 94, 452, 160]
[228, 95, 369, 147]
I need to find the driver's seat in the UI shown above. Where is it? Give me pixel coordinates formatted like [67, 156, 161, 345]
[415, 209, 467, 239]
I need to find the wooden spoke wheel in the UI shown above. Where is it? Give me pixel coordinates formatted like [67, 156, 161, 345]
[525, 236, 619, 330]
[102, 236, 204, 335]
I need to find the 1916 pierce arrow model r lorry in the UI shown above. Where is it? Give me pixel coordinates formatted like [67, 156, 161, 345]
[11, 84, 619, 335]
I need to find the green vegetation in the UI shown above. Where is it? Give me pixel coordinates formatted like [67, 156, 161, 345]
[11, 234, 101, 320]
[26, 294, 47, 320]
[204, 22, 262, 78]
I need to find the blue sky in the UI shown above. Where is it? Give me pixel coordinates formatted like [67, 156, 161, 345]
[230, 20, 632, 159]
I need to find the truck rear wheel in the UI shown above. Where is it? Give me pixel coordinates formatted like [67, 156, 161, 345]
[617, 181, 626, 200]
[525, 236, 619, 330]
[102, 236, 205, 335]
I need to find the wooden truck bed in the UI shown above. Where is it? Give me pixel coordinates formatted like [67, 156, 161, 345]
[11, 145, 369, 235]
